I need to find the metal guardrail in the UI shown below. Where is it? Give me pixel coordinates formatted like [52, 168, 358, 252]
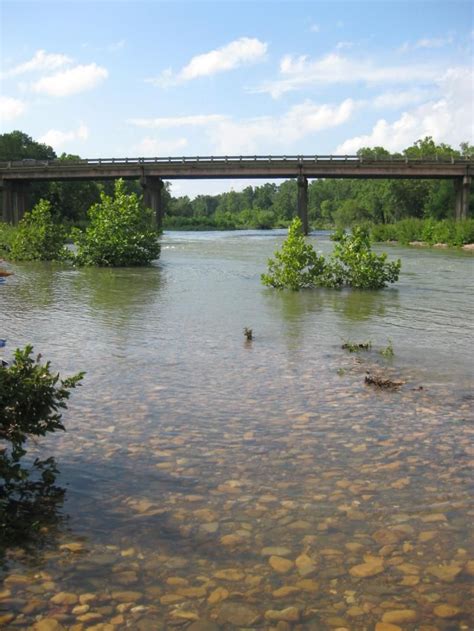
[0, 155, 472, 169]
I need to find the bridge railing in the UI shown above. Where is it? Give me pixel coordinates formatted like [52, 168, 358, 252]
[0, 154, 472, 169]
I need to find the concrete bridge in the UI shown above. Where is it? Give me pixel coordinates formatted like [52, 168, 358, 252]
[0, 154, 472, 233]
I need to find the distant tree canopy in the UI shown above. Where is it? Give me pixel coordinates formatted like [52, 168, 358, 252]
[0, 130, 56, 162]
[1, 131, 472, 228]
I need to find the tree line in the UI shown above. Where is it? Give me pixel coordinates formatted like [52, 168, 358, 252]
[1, 131, 472, 229]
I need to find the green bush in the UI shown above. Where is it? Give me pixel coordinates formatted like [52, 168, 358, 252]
[454, 219, 474, 246]
[0, 222, 17, 257]
[370, 218, 474, 246]
[369, 223, 399, 242]
[391, 218, 424, 244]
[71, 179, 161, 266]
[262, 219, 401, 291]
[9, 199, 67, 261]
[261, 218, 328, 290]
[330, 227, 401, 289]
[252, 209, 276, 230]
[0, 347, 83, 544]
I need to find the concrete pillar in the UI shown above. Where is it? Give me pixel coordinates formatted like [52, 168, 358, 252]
[461, 175, 471, 220]
[454, 176, 472, 221]
[297, 175, 309, 235]
[141, 176, 164, 230]
[1, 180, 30, 224]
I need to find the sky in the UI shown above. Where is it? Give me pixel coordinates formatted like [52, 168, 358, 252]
[1, 0, 473, 197]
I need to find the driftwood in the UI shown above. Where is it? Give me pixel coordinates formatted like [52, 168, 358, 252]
[365, 372, 404, 389]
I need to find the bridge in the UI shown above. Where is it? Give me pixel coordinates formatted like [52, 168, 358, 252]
[1, 155, 472, 233]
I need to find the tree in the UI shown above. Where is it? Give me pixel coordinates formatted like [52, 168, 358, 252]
[253, 183, 277, 211]
[71, 179, 161, 266]
[9, 199, 67, 261]
[46, 154, 101, 223]
[273, 180, 297, 221]
[0, 130, 56, 162]
[357, 146, 394, 160]
[0, 131, 57, 217]
[403, 136, 459, 160]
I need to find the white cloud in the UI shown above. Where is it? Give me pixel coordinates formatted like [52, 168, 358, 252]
[147, 37, 267, 86]
[373, 88, 432, 109]
[209, 98, 357, 154]
[31, 63, 108, 97]
[336, 67, 474, 153]
[399, 36, 453, 53]
[335, 41, 353, 50]
[129, 98, 357, 156]
[39, 124, 89, 149]
[2, 49, 72, 78]
[309, 23, 320, 33]
[256, 52, 439, 98]
[134, 137, 188, 155]
[128, 114, 229, 129]
[0, 96, 27, 121]
[107, 39, 126, 52]
[416, 36, 452, 49]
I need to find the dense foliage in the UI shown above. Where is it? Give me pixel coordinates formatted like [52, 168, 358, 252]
[9, 199, 67, 261]
[369, 218, 474, 246]
[0, 223, 16, 257]
[71, 179, 161, 266]
[262, 219, 401, 290]
[330, 227, 401, 289]
[261, 218, 328, 290]
[0, 346, 83, 545]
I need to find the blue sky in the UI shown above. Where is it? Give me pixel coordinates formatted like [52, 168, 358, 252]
[1, 0, 473, 196]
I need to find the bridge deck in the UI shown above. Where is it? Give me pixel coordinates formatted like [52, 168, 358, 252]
[0, 155, 472, 182]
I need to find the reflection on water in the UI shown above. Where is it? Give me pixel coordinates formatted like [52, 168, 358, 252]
[71, 266, 164, 318]
[0, 462, 66, 570]
[0, 231, 473, 629]
[333, 288, 390, 321]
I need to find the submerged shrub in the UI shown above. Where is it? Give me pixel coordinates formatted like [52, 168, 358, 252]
[9, 199, 66, 261]
[262, 219, 401, 291]
[330, 227, 401, 289]
[261, 218, 328, 290]
[0, 347, 83, 545]
[71, 179, 161, 266]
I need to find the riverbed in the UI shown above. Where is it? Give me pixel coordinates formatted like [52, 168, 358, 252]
[0, 230, 473, 630]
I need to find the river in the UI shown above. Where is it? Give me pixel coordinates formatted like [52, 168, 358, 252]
[0, 230, 473, 630]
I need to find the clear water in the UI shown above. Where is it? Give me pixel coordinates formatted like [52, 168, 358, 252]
[0, 231, 473, 630]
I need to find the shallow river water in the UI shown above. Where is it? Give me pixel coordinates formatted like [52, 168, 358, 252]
[0, 231, 473, 630]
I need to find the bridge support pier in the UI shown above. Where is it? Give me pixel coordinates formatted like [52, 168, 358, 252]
[454, 176, 471, 220]
[297, 175, 309, 235]
[141, 176, 164, 230]
[1, 180, 30, 224]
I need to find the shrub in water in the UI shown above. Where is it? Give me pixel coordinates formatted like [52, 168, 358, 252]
[262, 219, 401, 290]
[9, 199, 66, 261]
[330, 227, 401, 289]
[261, 218, 328, 290]
[0, 346, 83, 544]
[72, 179, 161, 266]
